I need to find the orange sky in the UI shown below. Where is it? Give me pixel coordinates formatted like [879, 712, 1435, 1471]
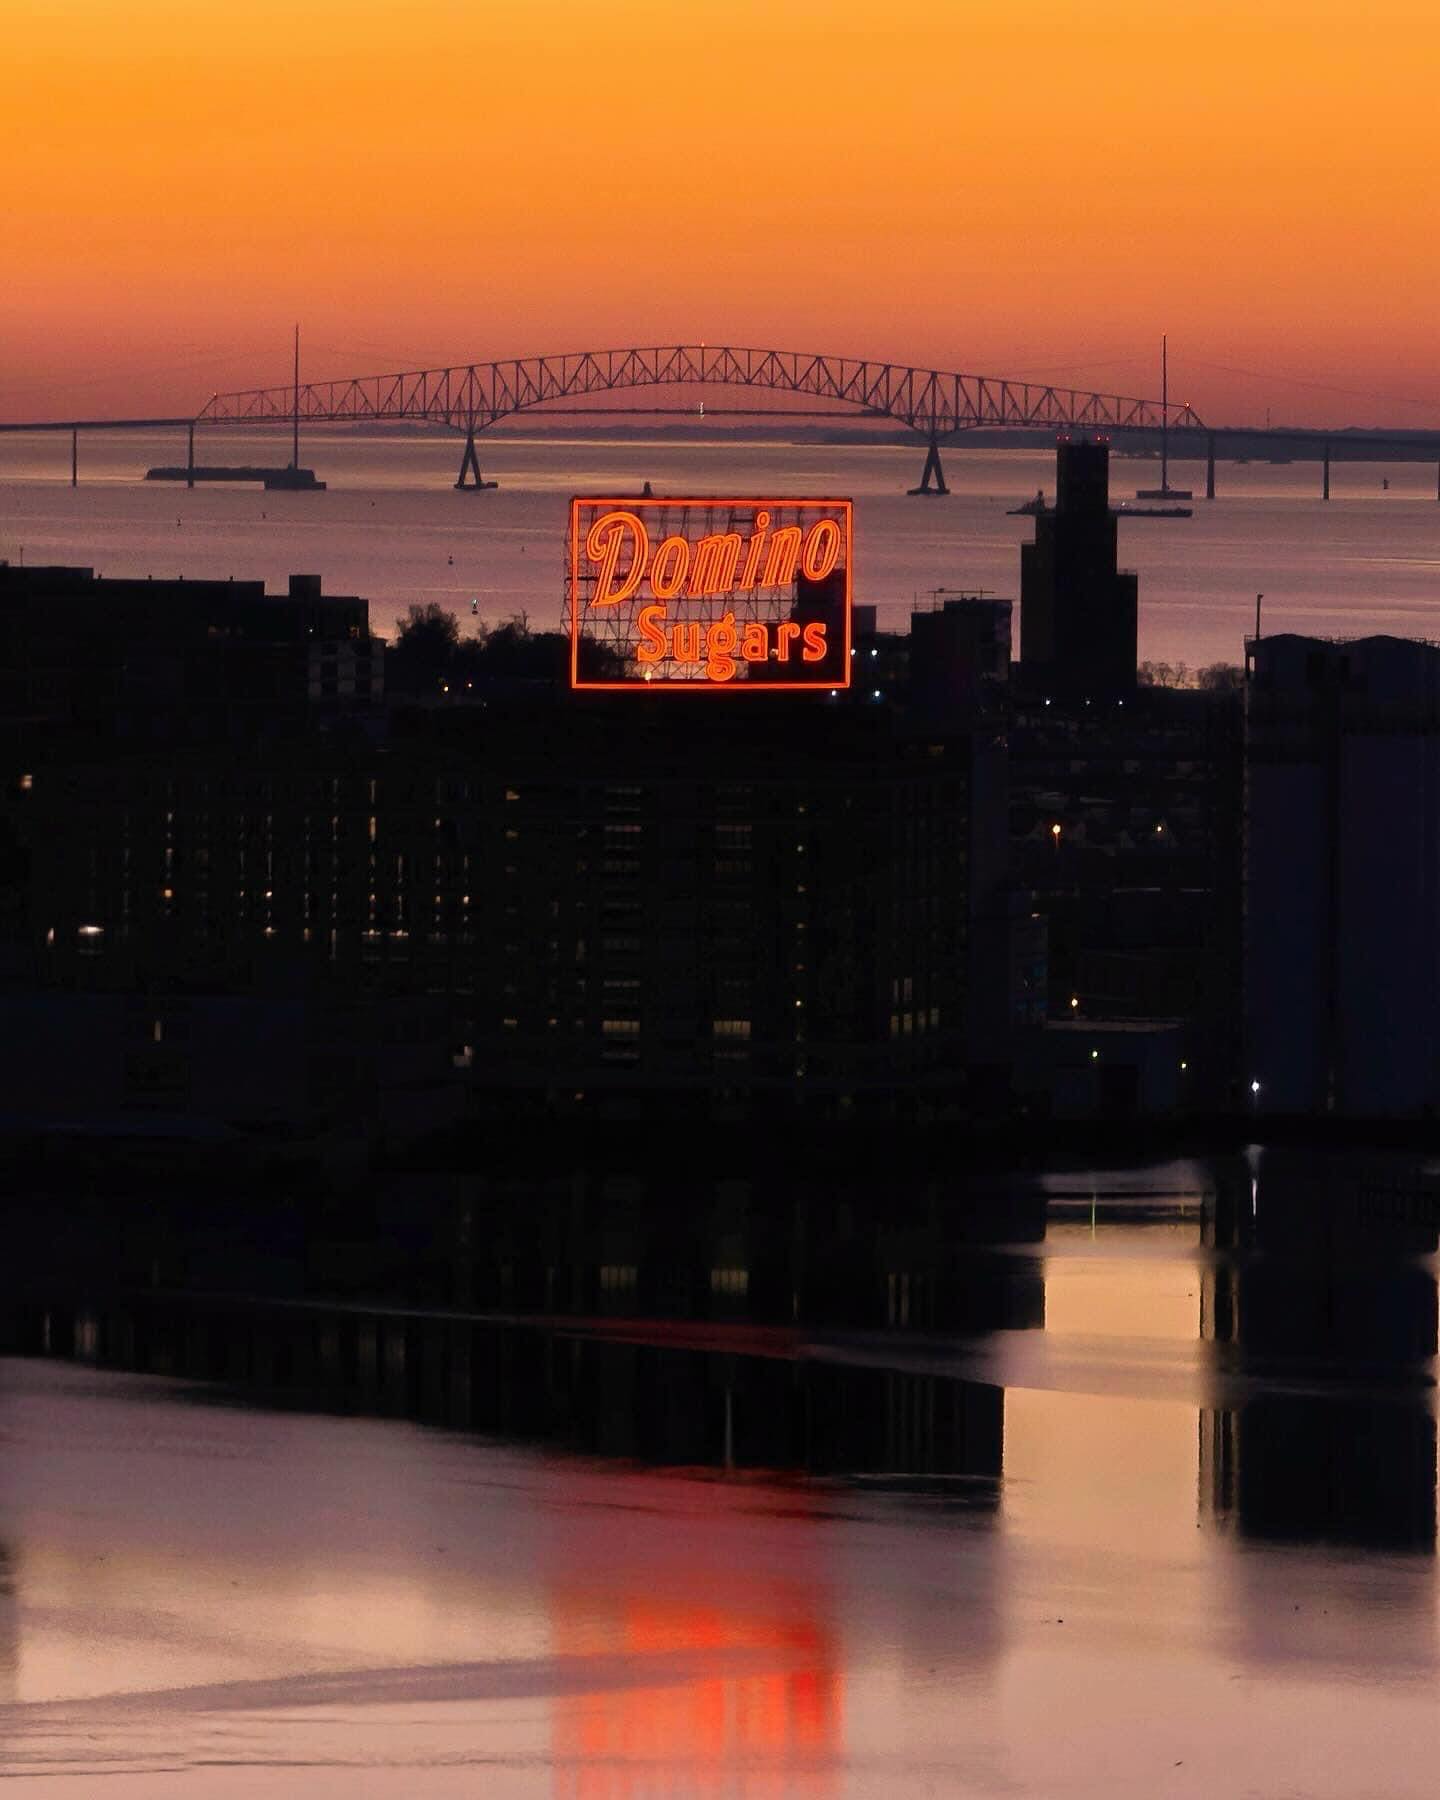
[4, 0, 1439, 426]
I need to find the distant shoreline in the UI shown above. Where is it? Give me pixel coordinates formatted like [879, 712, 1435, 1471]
[176, 419, 1440, 460]
[6, 417, 1440, 461]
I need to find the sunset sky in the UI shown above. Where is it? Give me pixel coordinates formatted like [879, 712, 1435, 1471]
[5, 0, 1438, 427]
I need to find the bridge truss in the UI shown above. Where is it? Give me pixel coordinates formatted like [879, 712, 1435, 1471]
[197, 344, 1202, 441]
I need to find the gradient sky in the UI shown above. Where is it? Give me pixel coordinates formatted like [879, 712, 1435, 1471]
[5, 0, 1438, 426]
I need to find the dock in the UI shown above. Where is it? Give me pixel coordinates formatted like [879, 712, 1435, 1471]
[145, 465, 326, 491]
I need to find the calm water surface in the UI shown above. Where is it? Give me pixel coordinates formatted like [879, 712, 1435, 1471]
[3, 431, 1439, 666]
[1, 1151, 1437, 1795]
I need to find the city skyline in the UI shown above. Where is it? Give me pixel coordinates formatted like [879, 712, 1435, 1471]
[7, 8, 1440, 1792]
[5, 0, 1439, 427]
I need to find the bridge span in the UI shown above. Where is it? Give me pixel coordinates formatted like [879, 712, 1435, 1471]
[196, 343, 1203, 492]
[2, 343, 1438, 499]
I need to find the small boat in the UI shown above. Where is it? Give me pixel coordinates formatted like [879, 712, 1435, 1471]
[1114, 503, 1192, 519]
[1008, 489, 1049, 516]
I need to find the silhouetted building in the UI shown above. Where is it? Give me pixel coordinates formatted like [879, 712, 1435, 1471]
[1246, 633, 1440, 1115]
[1004, 441, 1244, 1108]
[3, 566, 1013, 1130]
[1008, 683, 1245, 1108]
[910, 595, 1011, 723]
[0, 563, 381, 743]
[1018, 438, 1137, 694]
[376, 703, 1006, 1120]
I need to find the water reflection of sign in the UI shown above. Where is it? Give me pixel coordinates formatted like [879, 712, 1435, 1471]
[568, 497, 852, 691]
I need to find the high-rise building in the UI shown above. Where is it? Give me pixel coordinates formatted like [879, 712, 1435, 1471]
[1246, 633, 1440, 1115]
[1018, 438, 1138, 694]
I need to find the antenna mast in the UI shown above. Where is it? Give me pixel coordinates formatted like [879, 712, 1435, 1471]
[292, 323, 300, 470]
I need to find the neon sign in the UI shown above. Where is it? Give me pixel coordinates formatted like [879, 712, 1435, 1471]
[568, 497, 852, 691]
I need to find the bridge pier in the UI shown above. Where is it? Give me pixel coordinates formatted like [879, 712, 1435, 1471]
[187, 422, 195, 490]
[455, 427, 498, 492]
[70, 427, 77, 488]
[1322, 442, 1331, 500]
[907, 435, 950, 497]
[1206, 433, 1215, 500]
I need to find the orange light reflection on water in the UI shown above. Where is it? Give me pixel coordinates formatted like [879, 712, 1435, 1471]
[551, 1490, 842, 1799]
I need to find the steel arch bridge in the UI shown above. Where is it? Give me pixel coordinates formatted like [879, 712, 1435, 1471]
[195, 343, 1203, 490]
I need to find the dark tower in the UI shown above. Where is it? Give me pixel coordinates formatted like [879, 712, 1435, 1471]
[1018, 438, 1137, 693]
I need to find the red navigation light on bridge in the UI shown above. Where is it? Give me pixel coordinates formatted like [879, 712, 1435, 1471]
[568, 497, 853, 692]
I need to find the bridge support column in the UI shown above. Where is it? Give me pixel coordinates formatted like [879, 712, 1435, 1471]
[70, 428, 77, 488]
[1322, 442, 1331, 500]
[907, 435, 949, 497]
[186, 422, 195, 490]
[455, 427, 498, 492]
[1205, 433, 1215, 500]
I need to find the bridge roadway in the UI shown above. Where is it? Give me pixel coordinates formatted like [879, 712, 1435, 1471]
[0, 344, 1437, 498]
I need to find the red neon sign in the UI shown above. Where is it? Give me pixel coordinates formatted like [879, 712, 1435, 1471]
[568, 497, 853, 691]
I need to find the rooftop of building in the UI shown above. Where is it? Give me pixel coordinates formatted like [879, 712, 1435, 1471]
[0, 564, 358, 606]
[0, 564, 371, 640]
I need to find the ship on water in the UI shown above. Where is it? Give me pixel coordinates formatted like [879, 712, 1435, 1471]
[145, 464, 326, 490]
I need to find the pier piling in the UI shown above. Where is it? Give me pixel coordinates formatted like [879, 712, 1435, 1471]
[455, 427, 498, 491]
[907, 434, 950, 496]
